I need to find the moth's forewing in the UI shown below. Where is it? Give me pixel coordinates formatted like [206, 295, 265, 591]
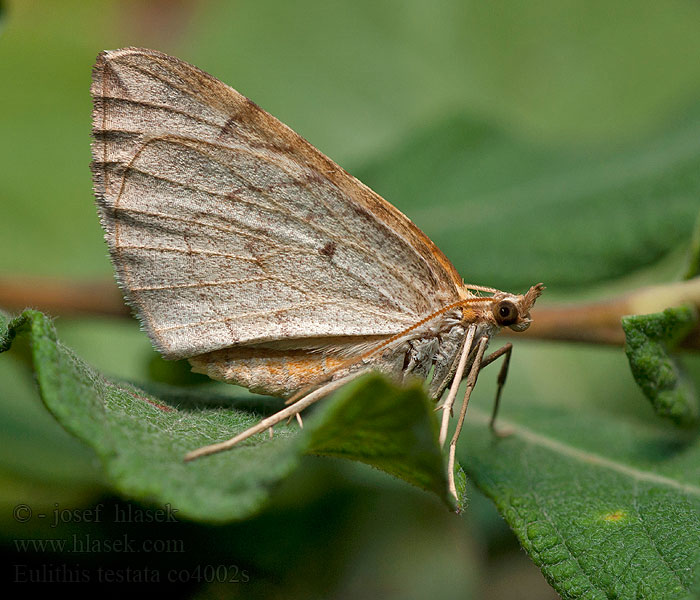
[91, 48, 464, 378]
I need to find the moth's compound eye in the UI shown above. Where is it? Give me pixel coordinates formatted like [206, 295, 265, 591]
[493, 300, 518, 326]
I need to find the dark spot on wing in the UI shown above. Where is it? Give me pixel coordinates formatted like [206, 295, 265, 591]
[319, 241, 336, 257]
[220, 116, 239, 137]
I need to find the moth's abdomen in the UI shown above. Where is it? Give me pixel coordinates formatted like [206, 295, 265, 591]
[188, 347, 346, 398]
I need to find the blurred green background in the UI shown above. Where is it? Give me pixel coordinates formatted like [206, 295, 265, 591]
[2, 0, 700, 597]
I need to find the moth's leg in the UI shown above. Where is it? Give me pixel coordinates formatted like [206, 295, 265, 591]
[429, 325, 471, 400]
[479, 343, 513, 437]
[285, 410, 306, 427]
[438, 324, 477, 446]
[447, 336, 489, 503]
[184, 369, 367, 461]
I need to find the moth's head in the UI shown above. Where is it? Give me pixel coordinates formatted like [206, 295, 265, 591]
[490, 283, 545, 332]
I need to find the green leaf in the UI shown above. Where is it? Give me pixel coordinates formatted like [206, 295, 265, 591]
[0, 310, 452, 522]
[682, 211, 700, 280]
[622, 305, 699, 427]
[357, 114, 700, 291]
[3, 2, 700, 597]
[305, 376, 449, 502]
[460, 404, 700, 600]
[146, 354, 212, 386]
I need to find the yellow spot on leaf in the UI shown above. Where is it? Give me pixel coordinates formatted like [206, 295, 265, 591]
[601, 510, 626, 523]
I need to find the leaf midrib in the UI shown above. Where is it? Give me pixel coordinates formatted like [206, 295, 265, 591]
[468, 408, 700, 496]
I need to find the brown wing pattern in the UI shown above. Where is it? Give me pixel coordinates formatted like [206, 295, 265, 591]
[91, 48, 463, 359]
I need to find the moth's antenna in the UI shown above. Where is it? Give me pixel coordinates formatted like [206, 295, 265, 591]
[463, 283, 500, 295]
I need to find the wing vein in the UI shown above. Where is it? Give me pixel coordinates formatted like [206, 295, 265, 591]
[111, 204, 293, 252]
[141, 136, 430, 313]
[129, 277, 272, 291]
[116, 244, 258, 261]
[115, 145, 426, 314]
[153, 298, 408, 333]
[97, 96, 223, 130]
[116, 59, 222, 117]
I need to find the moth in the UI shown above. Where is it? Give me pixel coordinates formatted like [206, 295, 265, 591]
[91, 47, 543, 502]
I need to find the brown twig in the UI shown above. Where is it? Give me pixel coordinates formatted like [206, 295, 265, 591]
[519, 278, 700, 350]
[1, 275, 699, 350]
[0, 276, 129, 318]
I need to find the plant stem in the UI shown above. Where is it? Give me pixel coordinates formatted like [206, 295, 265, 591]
[0, 276, 129, 317]
[518, 278, 700, 350]
[0, 276, 698, 349]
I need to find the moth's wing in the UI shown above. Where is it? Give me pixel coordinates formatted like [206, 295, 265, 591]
[91, 47, 464, 360]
